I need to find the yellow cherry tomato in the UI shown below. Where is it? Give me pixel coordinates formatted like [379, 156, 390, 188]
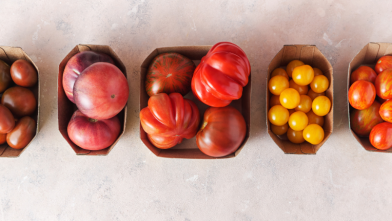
[306, 110, 324, 127]
[286, 60, 304, 78]
[310, 75, 329, 93]
[269, 95, 281, 107]
[271, 68, 289, 79]
[289, 79, 309, 95]
[268, 75, 289, 95]
[280, 88, 300, 109]
[287, 128, 305, 144]
[271, 123, 289, 136]
[313, 67, 323, 76]
[292, 65, 315, 86]
[307, 89, 325, 100]
[268, 105, 289, 126]
[288, 111, 309, 131]
[295, 95, 312, 113]
[288, 109, 296, 116]
[303, 124, 324, 145]
[312, 96, 331, 116]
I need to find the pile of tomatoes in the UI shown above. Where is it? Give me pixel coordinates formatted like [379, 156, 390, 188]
[349, 55, 392, 150]
[268, 60, 331, 145]
[0, 59, 38, 149]
[140, 42, 250, 157]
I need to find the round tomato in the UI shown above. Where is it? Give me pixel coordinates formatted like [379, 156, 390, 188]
[288, 109, 296, 116]
[295, 95, 312, 113]
[271, 123, 288, 136]
[292, 65, 314, 86]
[269, 95, 281, 107]
[268, 105, 289, 126]
[307, 110, 324, 127]
[286, 60, 304, 78]
[289, 111, 308, 131]
[280, 88, 300, 109]
[375, 69, 392, 100]
[287, 128, 305, 144]
[307, 89, 325, 100]
[0, 60, 11, 93]
[10, 59, 38, 87]
[0, 133, 6, 145]
[350, 66, 377, 84]
[350, 101, 383, 137]
[271, 68, 289, 79]
[268, 75, 289, 95]
[289, 79, 308, 95]
[369, 122, 392, 150]
[145, 53, 195, 96]
[379, 100, 392, 123]
[303, 124, 324, 145]
[375, 56, 392, 74]
[1, 86, 36, 117]
[310, 75, 329, 93]
[6, 116, 36, 149]
[0, 105, 15, 133]
[313, 68, 323, 76]
[348, 80, 376, 110]
[312, 96, 331, 116]
[196, 106, 246, 157]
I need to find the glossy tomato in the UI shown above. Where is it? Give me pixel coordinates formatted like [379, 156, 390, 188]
[375, 69, 392, 100]
[67, 110, 121, 150]
[303, 124, 324, 145]
[348, 80, 376, 110]
[191, 42, 251, 107]
[379, 100, 392, 123]
[271, 123, 288, 136]
[1, 86, 36, 117]
[289, 79, 309, 95]
[350, 101, 383, 137]
[0, 105, 15, 133]
[271, 68, 289, 79]
[312, 96, 331, 116]
[196, 106, 246, 157]
[369, 122, 392, 150]
[350, 66, 377, 84]
[295, 95, 312, 113]
[310, 75, 329, 93]
[268, 75, 289, 95]
[140, 93, 200, 149]
[288, 111, 308, 131]
[10, 59, 38, 87]
[269, 95, 281, 107]
[0, 133, 6, 145]
[0, 60, 11, 93]
[307, 110, 324, 127]
[292, 65, 314, 86]
[307, 89, 325, 100]
[375, 56, 392, 74]
[280, 88, 300, 109]
[286, 60, 304, 78]
[6, 116, 36, 149]
[268, 105, 289, 126]
[74, 62, 129, 120]
[313, 68, 323, 76]
[287, 128, 305, 144]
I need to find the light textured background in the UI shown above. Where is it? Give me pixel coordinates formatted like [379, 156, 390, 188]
[0, 0, 391, 220]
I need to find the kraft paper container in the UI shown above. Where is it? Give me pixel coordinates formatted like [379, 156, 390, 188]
[267, 45, 333, 154]
[140, 46, 251, 159]
[58, 44, 127, 156]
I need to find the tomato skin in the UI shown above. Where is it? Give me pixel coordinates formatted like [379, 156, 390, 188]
[303, 124, 324, 145]
[369, 122, 392, 150]
[379, 100, 392, 123]
[10, 60, 38, 87]
[0, 60, 11, 93]
[289, 79, 308, 95]
[310, 75, 329, 93]
[268, 105, 289, 126]
[287, 128, 305, 144]
[286, 60, 304, 78]
[313, 68, 323, 76]
[268, 75, 289, 95]
[271, 123, 288, 135]
[375, 56, 392, 74]
[0, 105, 15, 133]
[269, 95, 281, 107]
[191, 42, 251, 107]
[351, 101, 383, 137]
[1, 86, 36, 118]
[140, 93, 200, 149]
[295, 95, 312, 113]
[348, 80, 376, 110]
[288, 111, 308, 131]
[0, 133, 6, 145]
[145, 53, 195, 96]
[6, 116, 36, 149]
[280, 88, 300, 109]
[67, 110, 121, 150]
[292, 65, 314, 86]
[307, 110, 324, 127]
[271, 68, 289, 79]
[375, 69, 392, 100]
[350, 66, 377, 84]
[312, 96, 331, 116]
[196, 106, 246, 157]
[307, 89, 325, 101]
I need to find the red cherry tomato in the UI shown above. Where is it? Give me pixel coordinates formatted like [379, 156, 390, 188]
[375, 69, 392, 100]
[10, 59, 38, 87]
[350, 101, 383, 137]
[375, 56, 392, 74]
[6, 116, 36, 149]
[0, 60, 11, 93]
[348, 80, 376, 110]
[1, 86, 37, 118]
[369, 122, 392, 150]
[379, 100, 392, 123]
[0, 104, 15, 133]
[0, 133, 6, 145]
[350, 66, 377, 84]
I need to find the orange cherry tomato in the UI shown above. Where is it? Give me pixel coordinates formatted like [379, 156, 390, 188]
[307, 89, 326, 100]
[280, 88, 300, 109]
[310, 75, 329, 93]
[271, 68, 289, 79]
[269, 95, 281, 107]
[288, 109, 296, 116]
[306, 110, 324, 127]
[287, 128, 305, 144]
[271, 123, 289, 135]
[292, 65, 315, 86]
[313, 68, 323, 76]
[295, 95, 312, 113]
[303, 124, 324, 145]
[286, 60, 304, 78]
[268, 105, 289, 126]
[289, 111, 309, 131]
[312, 96, 331, 116]
[268, 75, 289, 95]
[289, 79, 309, 95]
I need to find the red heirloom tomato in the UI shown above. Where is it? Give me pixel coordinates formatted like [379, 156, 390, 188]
[350, 66, 377, 85]
[63, 51, 114, 103]
[0, 133, 6, 145]
[145, 53, 195, 96]
[1, 86, 36, 117]
[6, 116, 36, 149]
[140, 93, 200, 149]
[348, 80, 376, 110]
[196, 106, 246, 157]
[10, 60, 38, 87]
[191, 42, 251, 107]
[0, 60, 11, 93]
[74, 62, 129, 120]
[375, 56, 392, 74]
[379, 100, 392, 123]
[350, 101, 383, 137]
[375, 69, 392, 100]
[0, 104, 15, 133]
[369, 122, 392, 150]
[67, 110, 121, 150]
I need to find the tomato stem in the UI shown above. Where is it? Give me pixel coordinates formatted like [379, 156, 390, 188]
[201, 121, 208, 130]
[88, 118, 98, 123]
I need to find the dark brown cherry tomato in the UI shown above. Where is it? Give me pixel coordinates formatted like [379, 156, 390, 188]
[0, 60, 11, 93]
[0, 104, 15, 133]
[6, 116, 36, 149]
[0, 133, 6, 145]
[10, 59, 38, 87]
[1, 86, 36, 117]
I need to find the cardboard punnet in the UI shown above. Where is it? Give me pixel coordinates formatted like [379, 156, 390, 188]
[0, 46, 40, 157]
[348, 42, 392, 152]
[58, 44, 127, 155]
[267, 45, 333, 154]
[140, 46, 251, 159]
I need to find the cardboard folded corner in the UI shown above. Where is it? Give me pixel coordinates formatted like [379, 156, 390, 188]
[0, 46, 40, 157]
[58, 44, 127, 156]
[267, 45, 334, 154]
[348, 42, 392, 153]
[140, 46, 251, 159]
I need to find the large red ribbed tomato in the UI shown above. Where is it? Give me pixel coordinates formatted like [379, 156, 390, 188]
[140, 93, 200, 149]
[196, 106, 246, 157]
[191, 42, 251, 107]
